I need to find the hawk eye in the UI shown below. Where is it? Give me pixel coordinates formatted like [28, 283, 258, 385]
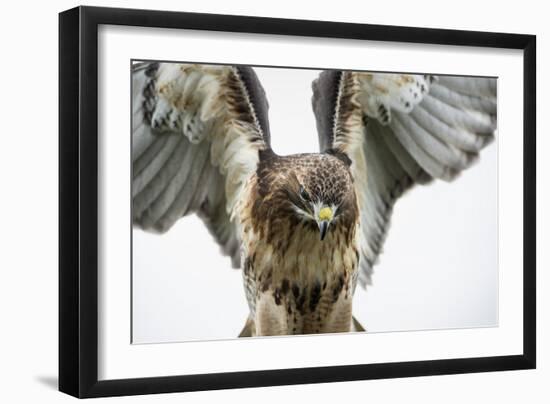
[299, 186, 310, 201]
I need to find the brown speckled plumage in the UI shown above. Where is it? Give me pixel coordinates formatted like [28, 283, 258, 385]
[238, 153, 360, 335]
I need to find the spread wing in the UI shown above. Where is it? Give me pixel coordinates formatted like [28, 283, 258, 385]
[312, 71, 496, 287]
[132, 62, 271, 268]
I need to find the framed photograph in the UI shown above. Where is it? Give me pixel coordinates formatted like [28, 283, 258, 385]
[59, 6, 536, 398]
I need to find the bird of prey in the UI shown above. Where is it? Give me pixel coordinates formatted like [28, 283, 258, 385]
[132, 62, 496, 337]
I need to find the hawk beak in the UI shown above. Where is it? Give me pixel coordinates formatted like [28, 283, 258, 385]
[317, 206, 333, 241]
[318, 220, 330, 241]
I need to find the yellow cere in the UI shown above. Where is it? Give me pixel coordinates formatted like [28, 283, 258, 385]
[318, 207, 333, 221]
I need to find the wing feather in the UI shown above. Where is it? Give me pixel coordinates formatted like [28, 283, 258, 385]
[132, 62, 271, 267]
[145, 140, 210, 232]
[429, 82, 496, 115]
[135, 136, 189, 228]
[133, 135, 185, 208]
[394, 111, 474, 170]
[312, 70, 496, 286]
[376, 123, 431, 184]
[409, 105, 490, 152]
[389, 111, 456, 180]
[157, 142, 212, 231]
[421, 94, 495, 134]
[437, 76, 496, 98]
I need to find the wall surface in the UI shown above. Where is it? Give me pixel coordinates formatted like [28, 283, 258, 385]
[0, 0, 547, 402]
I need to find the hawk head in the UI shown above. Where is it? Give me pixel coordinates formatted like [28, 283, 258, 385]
[287, 158, 357, 241]
[252, 154, 358, 245]
[251, 153, 357, 243]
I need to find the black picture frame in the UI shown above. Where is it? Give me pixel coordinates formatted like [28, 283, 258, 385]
[59, 5, 536, 398]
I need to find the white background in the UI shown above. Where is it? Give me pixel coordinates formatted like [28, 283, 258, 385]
[0, 0, 547, 403]
[133, 66, 498, 343]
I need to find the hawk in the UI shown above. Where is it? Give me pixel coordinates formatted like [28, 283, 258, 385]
[132, 62, 496, 336]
